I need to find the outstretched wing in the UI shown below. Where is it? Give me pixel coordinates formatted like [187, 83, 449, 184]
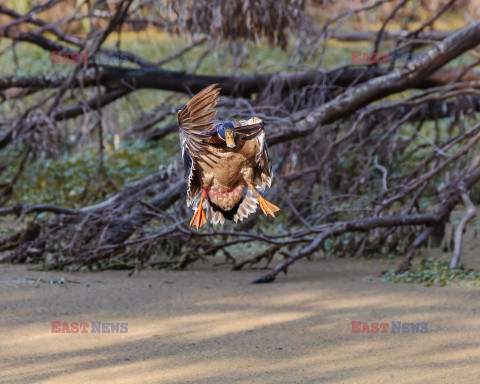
[178, 84, 220, 205]
[233, 117, 265, 141]
[178, 84, 220, 159]
[234, 117, 272, 189]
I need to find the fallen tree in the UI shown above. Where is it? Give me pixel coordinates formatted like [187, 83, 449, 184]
[1, 0, 480, 282]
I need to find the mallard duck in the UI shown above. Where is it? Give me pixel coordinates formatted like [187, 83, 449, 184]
[178, 84, 280, 229]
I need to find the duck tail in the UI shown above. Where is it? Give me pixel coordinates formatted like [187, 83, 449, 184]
[205, 194, 258, 225]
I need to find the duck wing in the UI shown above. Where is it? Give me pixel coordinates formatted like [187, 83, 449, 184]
[234, 118, 272, 189]
[233, 117, 265, 141]
[178, 84, 221, 205]
[178, 84, 220, 159]
[254, 129, 273, 189]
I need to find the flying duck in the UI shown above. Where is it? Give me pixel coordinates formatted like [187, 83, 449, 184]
[178, 84, 280, 229]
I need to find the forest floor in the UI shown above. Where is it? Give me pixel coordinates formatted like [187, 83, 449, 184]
[2, 228, 480, 384]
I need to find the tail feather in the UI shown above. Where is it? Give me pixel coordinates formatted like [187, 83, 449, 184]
[233, 195, 258, 223]
[202, 194, 259, 225]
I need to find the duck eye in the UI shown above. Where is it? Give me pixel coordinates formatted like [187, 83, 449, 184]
[218, 126, 226, 140]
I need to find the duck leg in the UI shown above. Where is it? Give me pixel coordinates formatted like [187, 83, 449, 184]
[190, 188, 207, 229]
[248, 184, 280, 218]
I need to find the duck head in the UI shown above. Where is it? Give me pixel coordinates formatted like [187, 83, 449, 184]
[218, 121, 236, 148]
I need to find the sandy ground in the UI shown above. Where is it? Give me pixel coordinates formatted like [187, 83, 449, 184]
[1, 249, 480, 384]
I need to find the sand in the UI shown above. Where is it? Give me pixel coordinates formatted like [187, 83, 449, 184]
[1, 250, 480, 384]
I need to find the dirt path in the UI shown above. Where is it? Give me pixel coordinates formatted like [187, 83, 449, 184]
[1, 255, 479, 384]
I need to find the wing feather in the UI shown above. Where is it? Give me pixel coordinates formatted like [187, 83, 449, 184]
[252, 127, 272, 190]
[234, 117, 270, 186]
[178, 84, 220, 159]
[234, 118, 265, 141]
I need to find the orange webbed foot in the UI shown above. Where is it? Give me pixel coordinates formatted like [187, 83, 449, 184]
[190, 189, 207, 230]
[249, 184, 280, 218]
[190, 204, 207, 229]
[257, 196, 280, 218]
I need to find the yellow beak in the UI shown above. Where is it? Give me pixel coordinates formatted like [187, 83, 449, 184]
[225, 129, 235, 148]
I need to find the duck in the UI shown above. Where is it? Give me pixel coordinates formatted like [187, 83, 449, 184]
[178, 84, 280, 229]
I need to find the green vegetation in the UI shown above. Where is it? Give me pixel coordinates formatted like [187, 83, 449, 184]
[6, 138, 176, 207]
[382, 259, 480, 287]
